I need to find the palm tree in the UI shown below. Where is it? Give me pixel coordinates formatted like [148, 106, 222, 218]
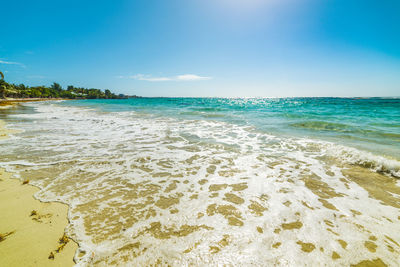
[0, 71, 6, 98]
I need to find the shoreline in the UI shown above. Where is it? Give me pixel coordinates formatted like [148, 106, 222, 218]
[1, 98, 399, 265]
[0, 106, 78, 266]
[0, 98, 68, 107]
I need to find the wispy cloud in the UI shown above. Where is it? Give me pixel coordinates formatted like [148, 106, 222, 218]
[0, 60, 26, 68]
[131, 74, 172, 81]
[117, 74, 212, 82]
[175, 74, 211, 81]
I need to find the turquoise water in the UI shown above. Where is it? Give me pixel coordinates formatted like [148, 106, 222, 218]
[63, 97, 400, 159]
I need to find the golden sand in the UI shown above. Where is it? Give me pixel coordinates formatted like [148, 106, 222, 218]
[0, 98, 66, 106]
[0, 117, 77, 266]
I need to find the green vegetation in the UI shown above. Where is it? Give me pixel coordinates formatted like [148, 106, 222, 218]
[0, 72, 134, 99]
[0, 71, 5, 98]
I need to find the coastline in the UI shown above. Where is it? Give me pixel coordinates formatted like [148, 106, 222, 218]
[0, 108, 78, 266]
[0, 98, 68, 107]
[0, 98, 399, 265]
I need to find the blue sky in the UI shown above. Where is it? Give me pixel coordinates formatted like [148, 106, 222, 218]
[1, 0, 399, 97]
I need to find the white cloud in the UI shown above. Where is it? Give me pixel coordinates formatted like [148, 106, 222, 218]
[131, 74, 172, 81]
[176, 74, 211, 81]
[118, 74, 212, 82]
[0, 60, 26, 68]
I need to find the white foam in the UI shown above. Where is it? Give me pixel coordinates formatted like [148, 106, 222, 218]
[0, 102, 399, 266]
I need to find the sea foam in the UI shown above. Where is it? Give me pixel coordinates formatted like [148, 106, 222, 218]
[0, 101, 399, 266]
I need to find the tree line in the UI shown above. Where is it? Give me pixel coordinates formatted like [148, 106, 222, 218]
[0, 72, 134, 99]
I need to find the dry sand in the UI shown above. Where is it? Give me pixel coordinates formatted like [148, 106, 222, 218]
[0, 113, 78, 266]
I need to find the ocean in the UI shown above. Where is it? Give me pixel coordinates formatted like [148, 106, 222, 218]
[1, 97, 399, 266]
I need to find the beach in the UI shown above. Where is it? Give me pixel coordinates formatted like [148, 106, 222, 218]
[0, 98, 68, 106]
[0, 98, 399, 266]
[0, 104, 77, 266]
[2, 0, 399, 265]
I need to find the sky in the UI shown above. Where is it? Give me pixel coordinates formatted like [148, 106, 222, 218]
[1, 0, 400, 97]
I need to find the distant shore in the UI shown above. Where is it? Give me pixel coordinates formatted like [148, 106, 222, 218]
[0, 98, 68, 106]
[0, 103, 78, 266]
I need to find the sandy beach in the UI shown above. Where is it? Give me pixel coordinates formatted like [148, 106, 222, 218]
[0, 109, 78, 266]
[0, 98, 67, 107]
[0, 99, 400, 266]
[1, 99, 399, 266]
[1, 0, 399, 264]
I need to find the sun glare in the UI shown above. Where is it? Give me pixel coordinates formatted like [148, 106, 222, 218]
[211, 0, 286, 19]
[219, 0, 280, 10]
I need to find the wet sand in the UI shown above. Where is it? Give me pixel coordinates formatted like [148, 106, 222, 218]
[0, 117, 78, 266]
[0, 98, 66, 104]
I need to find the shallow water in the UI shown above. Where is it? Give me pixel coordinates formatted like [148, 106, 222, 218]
[0, 98, 399, 266]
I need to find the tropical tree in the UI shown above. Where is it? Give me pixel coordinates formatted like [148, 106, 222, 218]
[51, 82, 62, 92]
[105, 89, 112, 98]
[0, 73, 128, 99]
[0, 71, 6, 98]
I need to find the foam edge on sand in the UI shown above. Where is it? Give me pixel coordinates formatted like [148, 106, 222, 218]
[0, 115, 78, 266]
